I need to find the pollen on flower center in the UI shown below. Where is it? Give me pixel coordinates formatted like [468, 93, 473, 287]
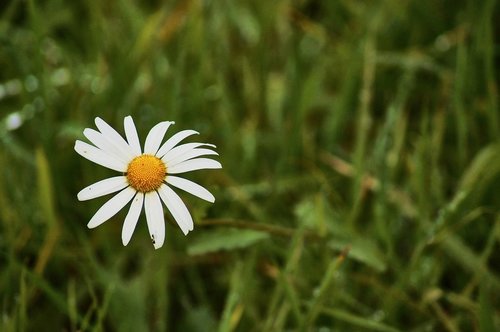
[126, 154, 166, 193]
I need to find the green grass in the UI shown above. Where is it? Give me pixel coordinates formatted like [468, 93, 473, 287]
[1, 0, 499, 331]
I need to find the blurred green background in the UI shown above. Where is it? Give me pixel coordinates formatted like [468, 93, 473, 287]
[1, 0, 499, 331]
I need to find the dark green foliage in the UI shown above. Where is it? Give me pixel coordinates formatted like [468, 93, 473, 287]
[0, 0, 499, 331]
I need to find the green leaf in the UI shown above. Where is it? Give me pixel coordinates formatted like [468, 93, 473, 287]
[479, 281, 496, 332]
[458, 144, 500, 192]
[440, 235, 500, 291]
[321, 307, 400, 332]
[329, 238, 387, 272]
[188, 229, 269, 255]
[36, 148, 57, 226]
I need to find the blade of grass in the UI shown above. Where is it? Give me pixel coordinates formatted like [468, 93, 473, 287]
[218, 262, 245, 332]
[262, 227, 306, 331]
[478, 281, 496, 332]
[319, 307, 400, 332]
[301, 246, 350, 330]
[35, 148, 60, 275]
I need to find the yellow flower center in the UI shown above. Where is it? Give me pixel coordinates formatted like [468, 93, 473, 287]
[126, 154, 166, 193]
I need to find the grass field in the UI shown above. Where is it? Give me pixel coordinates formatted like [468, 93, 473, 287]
[1, 0, 499, 331]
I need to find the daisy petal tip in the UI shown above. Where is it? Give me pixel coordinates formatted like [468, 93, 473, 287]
[205, 192, 216, 203]
[185, 224, 194, 234]
[121, 236, 131, 246]
[74, 140, 82, 150]
[122, 228, 133, 246]
[76, 187, 90, 201]
[153, 239, 164, 250]
[74, 141, 87, 155]
[161, 121, 176, 129]
[124, 115, 134, 124]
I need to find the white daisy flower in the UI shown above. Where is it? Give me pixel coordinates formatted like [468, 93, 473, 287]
[74, 116, 221, 249]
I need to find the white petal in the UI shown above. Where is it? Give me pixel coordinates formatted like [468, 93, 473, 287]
[74, 140, 127, 172]
[166, 175, 215, 203]
[144, 192, 166, 249]
[162, 142, 216, 163]
[156, 130, 199, 158]
[77, 176, 128, 201]
[87, 187, 136, 229]
[158, 184, 193, 235]
[167, 158, 222, 174]
[83, 128, 130, 162]
[143, 121, 174, 155]
[168, 148, 219, 167]
[121, 192, 144, 246]
[94, 117, 135, 160]
[124, 116, 142, 156]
